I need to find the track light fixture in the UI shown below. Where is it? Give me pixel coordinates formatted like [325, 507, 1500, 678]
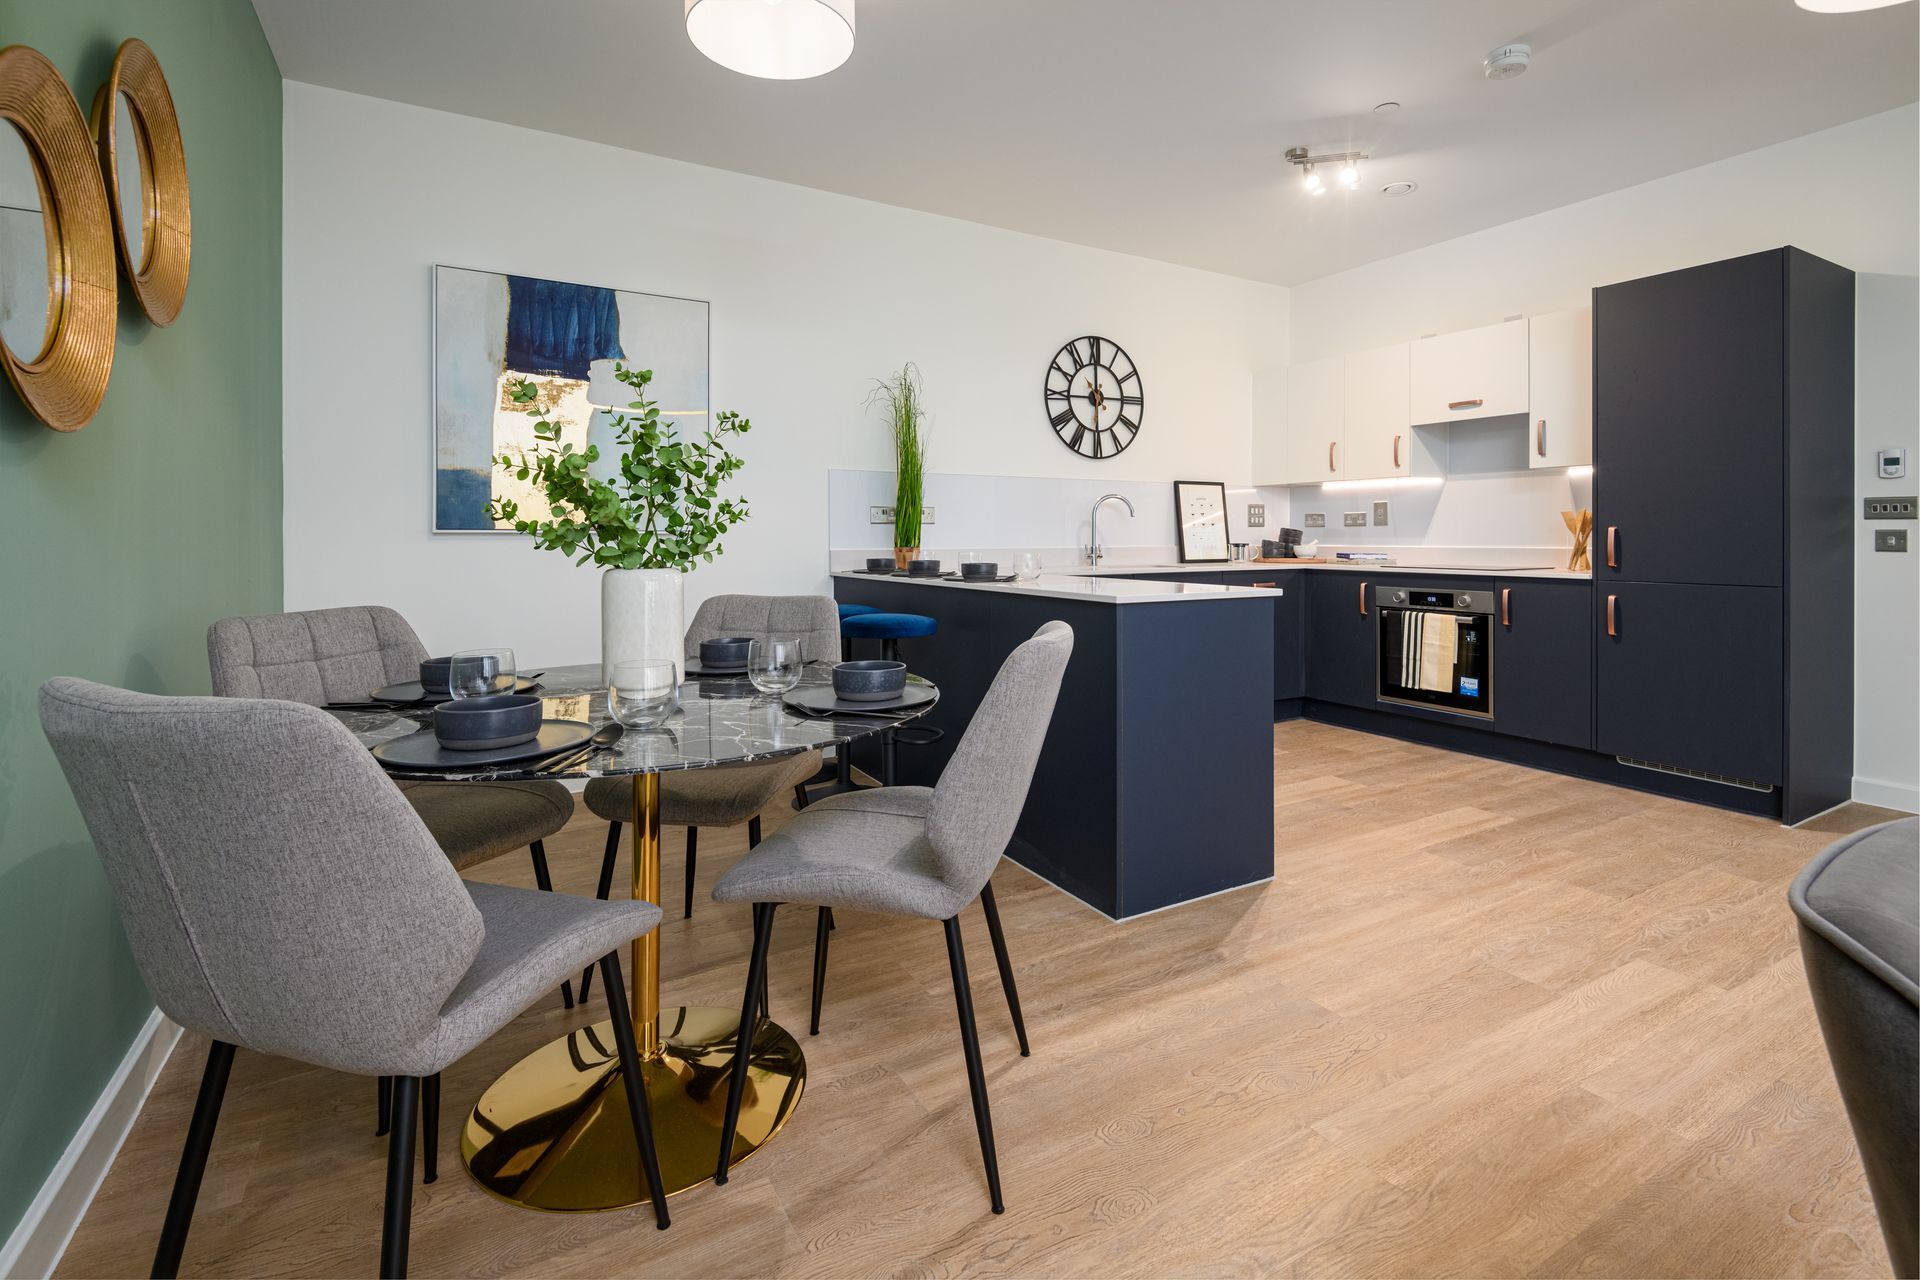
[1287, 146, 1367, 195]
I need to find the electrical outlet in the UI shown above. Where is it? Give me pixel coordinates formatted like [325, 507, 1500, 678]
[1303, 512, 1326, 528]
[1343, 511, 1367, 527]
[1372, 500, 1390, 527]
[1864, 496, 1917, 519]
[869, 505, 936, 524]
[1247, 503, 1266, 528]
[1876, 529, 1908, 552]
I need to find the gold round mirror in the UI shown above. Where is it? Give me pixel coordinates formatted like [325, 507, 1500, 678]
[0, 44, 115, 432]
[93, 38, 187, 326]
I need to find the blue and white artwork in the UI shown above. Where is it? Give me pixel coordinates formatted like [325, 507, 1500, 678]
[432, 265, 709, 532]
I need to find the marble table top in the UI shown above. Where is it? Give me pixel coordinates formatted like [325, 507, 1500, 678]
[330, 662, 937, 782]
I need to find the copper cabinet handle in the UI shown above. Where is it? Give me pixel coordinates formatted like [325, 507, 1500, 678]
[1607, 525, 1617, 568]
[1328, 441, 1336, 473]
[1251, 581, 1276, 588]
[1359, 581, 1368, 616]
[1501, 587, 1511, 627]
[1393, 434, 1402, 468]
[1536, 419, 1546, 457]
[1606, 594, 1617, 637]
[1448, 398, 1484, 410]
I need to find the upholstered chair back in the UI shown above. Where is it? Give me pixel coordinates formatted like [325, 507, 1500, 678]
[38, 678, 483, 1075]
[208, 605, 428, 705]
[927, 621, 1072, 894]
[685, 595, 840, 665]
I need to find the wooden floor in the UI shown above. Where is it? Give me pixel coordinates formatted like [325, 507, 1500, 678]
[58, 722, 1904, 1278]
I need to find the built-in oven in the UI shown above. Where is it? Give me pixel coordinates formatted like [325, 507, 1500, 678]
[1376, 585, 1493, 718]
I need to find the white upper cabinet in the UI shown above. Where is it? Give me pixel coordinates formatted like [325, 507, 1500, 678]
[1409, 317, 1529, 424]
[1341, 342, 1411, 480]
[1526, 307, 1592, 469]
[1283, 355, 1344, 483]
[1251, 367, 1288, 486]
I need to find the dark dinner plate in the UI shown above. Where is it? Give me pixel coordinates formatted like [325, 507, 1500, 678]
[370, 720, 592, 770]
[941, 572, 1018, 583]
[782, 683, 936, 716]
[369, 676, 539, 704]
[681, 659, 747, 676]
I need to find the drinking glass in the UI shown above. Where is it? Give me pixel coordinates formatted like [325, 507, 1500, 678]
[1015, 552, 1044, 581]
[609, 660, 678, 728]
[448, 648, 514, 699]
[748, 636, 804, 695]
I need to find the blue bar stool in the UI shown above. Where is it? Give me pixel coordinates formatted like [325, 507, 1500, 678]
[837, 602, 879, 662]
[838, 611, 941, 784]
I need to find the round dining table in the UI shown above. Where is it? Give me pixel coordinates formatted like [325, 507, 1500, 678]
[332, 660, 939, 1213]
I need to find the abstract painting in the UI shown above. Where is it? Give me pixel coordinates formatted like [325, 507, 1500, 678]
[432, 265, 709, 531]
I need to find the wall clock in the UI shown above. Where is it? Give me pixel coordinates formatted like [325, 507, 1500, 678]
[1044, 335, 1142, 459]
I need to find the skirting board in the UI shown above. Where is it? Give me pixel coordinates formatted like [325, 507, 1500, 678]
[1854, 775, 1920, 815]
[0, 1008, 181, 1279]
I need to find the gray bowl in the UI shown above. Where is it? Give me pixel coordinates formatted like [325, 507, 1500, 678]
[960, 561, 1000, 579]
[419, 654, 497, 694]
[906, 559, 942, 576]
[699, 636, 754, 670]
[433, 693, 543, 750]
[832, 659, 907, 702]
[866, 557, 894, 573]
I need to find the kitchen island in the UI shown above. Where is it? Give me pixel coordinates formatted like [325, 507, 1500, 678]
[833, 570, 1277, 918]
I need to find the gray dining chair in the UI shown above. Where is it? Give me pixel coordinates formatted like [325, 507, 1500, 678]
[577, 595, 838, 958]
[708, 620, 1072, 1213]
[1790, 817, 1918, 1278]
[38, 679, 670, 1278]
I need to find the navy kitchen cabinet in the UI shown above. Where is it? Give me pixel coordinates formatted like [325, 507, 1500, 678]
[1492, 578, 1592, 750]
[1595, 251, 1785, 589]
[1306, 571, 1376, 708]
[1241, 574, 1305, 703]
[1595, 582, 1783, 785]
[1592, 247, 1854, 822]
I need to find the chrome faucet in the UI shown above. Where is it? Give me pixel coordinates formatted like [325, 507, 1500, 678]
[1086, 493, 1135, 568]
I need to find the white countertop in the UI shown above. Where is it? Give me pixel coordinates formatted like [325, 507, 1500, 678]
[834, 560, 1589, 604]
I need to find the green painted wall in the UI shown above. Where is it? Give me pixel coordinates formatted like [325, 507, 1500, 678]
[0, 0, 281, 1243]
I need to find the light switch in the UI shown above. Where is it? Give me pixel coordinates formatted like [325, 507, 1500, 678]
[1372, 500, 1390, 526]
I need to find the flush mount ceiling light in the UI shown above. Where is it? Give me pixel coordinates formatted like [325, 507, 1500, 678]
[1287, 146, 1366, 196]
[1795, 0, 1913, 9]
[684, 0, 855, 80]
[1380, 180, 1418, 197]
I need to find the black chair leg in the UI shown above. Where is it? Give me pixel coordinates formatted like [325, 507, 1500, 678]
[793, 782, 810, 810]
[943, 916, 1005, 1213]
[152, 1039, 235, 1279]
[828, 907, 836, 931]
[376, 1074, 392, 1136]
[382, 1076, 419, 1278]
[527, 840, 575, 1009]
[580, 821, 624, 1002]
[421, 1074, 440, 1184]
[683, 827, 699, 920]
[979, 883, 1030, 1057]
[809, 906, 831, 1035]
[597, 952, 672, 1228]
[715, 902, 777, 1185]
[747, 815, 762, 847]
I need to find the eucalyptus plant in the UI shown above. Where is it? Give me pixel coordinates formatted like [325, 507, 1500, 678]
[870, 363, 927, 549]
[489, 362, 751, 571]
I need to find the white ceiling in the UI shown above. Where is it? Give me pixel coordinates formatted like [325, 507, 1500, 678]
[251, 0, 1918, 286]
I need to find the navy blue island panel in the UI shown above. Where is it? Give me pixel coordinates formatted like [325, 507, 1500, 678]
[832, 577, 1276, 918]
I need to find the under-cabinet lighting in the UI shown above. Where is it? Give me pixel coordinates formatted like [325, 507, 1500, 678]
[1567, 465, 1594, 478]
[1320, 477, 1443, 491]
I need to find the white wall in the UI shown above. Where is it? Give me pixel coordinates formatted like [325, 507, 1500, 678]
[280, 83, 1287, 664]
[1287, 106, 1920, 810]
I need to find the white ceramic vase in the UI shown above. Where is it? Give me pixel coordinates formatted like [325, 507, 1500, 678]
[601, 567, 684, 686]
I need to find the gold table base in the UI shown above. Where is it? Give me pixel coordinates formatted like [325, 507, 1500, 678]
[460, 770, 804, 1211]
[460, 1006, 804, 1212]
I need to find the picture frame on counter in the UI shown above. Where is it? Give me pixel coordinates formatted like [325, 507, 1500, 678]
[1174, 480, 1230, 563]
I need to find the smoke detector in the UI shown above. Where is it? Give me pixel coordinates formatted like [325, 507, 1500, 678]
[1483, 43, 1531, 80]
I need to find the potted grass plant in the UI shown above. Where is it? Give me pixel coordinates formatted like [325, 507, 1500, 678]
[490, 362, 751, 681]
[870, 364, 927, 569]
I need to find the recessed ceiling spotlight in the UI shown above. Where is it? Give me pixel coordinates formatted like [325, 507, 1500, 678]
[1483, 42, 1531, 79]
[1381, 181, 1418, 197]
[1373, 101, 1401, 115]
[1796, 0, 1913, 9]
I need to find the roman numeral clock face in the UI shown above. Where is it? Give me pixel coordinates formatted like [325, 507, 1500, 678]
[1044, 336, 1142, 460]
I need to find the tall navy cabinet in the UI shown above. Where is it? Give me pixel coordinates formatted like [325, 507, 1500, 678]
[1593, 247, 1854, 824]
